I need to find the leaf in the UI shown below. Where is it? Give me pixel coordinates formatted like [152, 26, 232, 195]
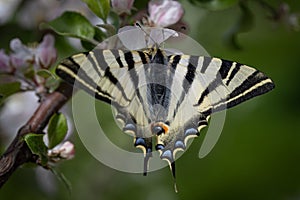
[97, 24, 116, 37]
[36, 69, 56, 79]
[0, 82, 21, 105]
[48, 113, 68, 149]
[40, 11, 96, 43]
[23, 66, 35, 80]
[82, 0, 110, 20]
[81, 40, 96, 51]
[81, 27, 106, 50]
[45, 76, 60, 93]
[94, 26, 106, 42]
[24, 133, 48, 166]
[50, 167, 72, 195]
[223, 1, 254, 49]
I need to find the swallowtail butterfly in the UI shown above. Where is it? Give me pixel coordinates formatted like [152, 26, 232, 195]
[56, 27, 274, 186]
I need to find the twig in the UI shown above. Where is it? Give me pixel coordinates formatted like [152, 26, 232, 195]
[256, 0, 279, 20]
[0, 81, 73, 188]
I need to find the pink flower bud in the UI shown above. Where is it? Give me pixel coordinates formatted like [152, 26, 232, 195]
[111, 0, 135, 15]
[59, 141, 75, 160]
[0, 49, 12, 73]
[35, 34, 57, 69]
[148, 0, 184, 27]
[9, 38, 33, 68]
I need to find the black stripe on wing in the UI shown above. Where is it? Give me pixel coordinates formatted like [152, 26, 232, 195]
[170, 55, 200, 119]
[218, 59, 232, 79]
[56, 49, 152, 109]
[225, 71, 275, 108]
[225, 63, 241, 86]
[56, 56, 112, 104]
[196, 78, 220, 106]
[169, 55, 181, 70]
[91, 49, 131, 102]
[124, 50, 152, 124]
[197, 58, 275, 116]
[200, 56, 212, 73]
[124, 51, 144, 104]
[110, 49, 124, 68]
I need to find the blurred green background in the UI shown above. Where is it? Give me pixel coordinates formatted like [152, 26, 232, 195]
[1, 0, 300, 199]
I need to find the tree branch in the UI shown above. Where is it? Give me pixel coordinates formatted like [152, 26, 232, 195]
[0, 82, 73, 188]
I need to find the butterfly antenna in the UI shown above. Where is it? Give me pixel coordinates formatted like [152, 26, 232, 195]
[135, 22, 157, 48]
[161, 28, 166, 49]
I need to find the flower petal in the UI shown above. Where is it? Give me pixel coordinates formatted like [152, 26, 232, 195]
[149, 0, 184, 27]
[35, 34, 57, 69]
[9, 38, 33, 68]
[0, 49, 12, 73]
[59, 141, 75, 159]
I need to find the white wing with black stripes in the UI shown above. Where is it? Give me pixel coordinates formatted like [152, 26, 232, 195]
[56, 46, 274, 178]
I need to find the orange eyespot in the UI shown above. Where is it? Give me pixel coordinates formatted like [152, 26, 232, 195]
[161, 123, 169, 134]
[151, 122, 169, 135]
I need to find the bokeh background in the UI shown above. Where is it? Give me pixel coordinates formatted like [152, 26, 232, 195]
[1, 0, 300, 199]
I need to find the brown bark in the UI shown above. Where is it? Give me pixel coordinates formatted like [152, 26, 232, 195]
[0, 82, 73, 188]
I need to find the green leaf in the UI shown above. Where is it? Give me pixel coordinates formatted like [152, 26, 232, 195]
[24, 133, 48, 166]
[82, 0, 110, 20]
[97, 24, 116, 37]
[48, 113, 68, 149]
[45, 76, 60, 93]
[223, 1, 254, 49]
[0, 82, 21, 105]
[94, 26, 106, 42]
[23, 66, 35, 80]
[36, 69, 56, 79]
[40, 11, 96, 43]
[50, 167, 72, 195]
[81, 40, 96, 51]
[81, 27, 106, 50]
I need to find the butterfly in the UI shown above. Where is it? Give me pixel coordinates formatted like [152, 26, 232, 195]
[56, 27, 275, 187]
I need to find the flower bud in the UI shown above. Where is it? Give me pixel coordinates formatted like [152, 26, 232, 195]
[111, 0, 135, 15]
[0, 49, 12, 73]
[35, 34, 57, 69]
[148, 0, 184, 27]
[59, 141, 75, 160]
[9, 38, 33, 68]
